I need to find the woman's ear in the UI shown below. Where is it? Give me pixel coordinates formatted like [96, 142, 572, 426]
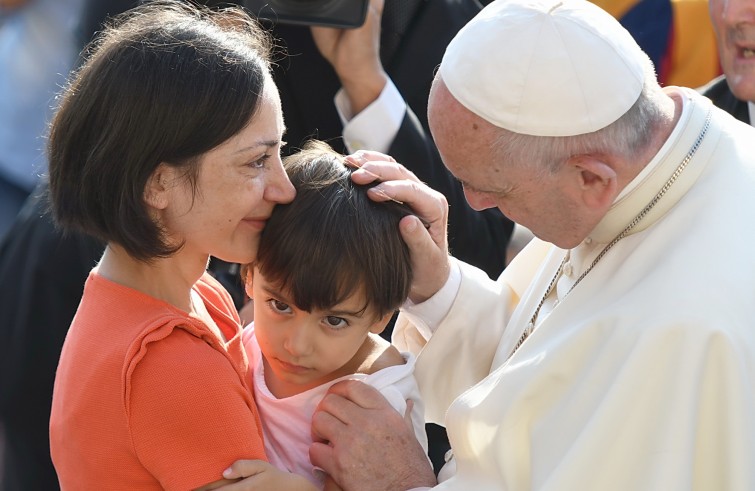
[144, 163, 172, 210]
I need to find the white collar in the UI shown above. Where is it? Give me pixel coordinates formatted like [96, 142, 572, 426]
[586, 88, 716, 244]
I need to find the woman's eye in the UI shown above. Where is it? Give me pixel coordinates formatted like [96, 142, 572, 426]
[324, 316, 348, 329]
[268, 299, 291, 314]
[249, 154, 271, 169]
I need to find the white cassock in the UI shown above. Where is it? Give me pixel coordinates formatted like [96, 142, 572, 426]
[394, 87, 755, 491]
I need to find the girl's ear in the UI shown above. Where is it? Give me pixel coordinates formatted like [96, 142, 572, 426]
[244, 267, 255, 300]
[369, 311, 396, 335]
[144, 163, 173, 210]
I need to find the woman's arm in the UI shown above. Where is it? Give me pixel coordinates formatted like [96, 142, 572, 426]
[127, 328, 266, 490]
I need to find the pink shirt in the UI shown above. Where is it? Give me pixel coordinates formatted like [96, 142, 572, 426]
[243, 324, 428, 489]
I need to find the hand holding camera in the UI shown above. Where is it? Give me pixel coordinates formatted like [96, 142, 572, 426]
[310, 0, 387, 115]
[243, 0, 369, 28]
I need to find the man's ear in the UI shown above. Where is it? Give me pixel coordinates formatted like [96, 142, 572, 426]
[369, 311, 396, 335]
[144, 163, 172, 210]
[566, 155, 618, 210]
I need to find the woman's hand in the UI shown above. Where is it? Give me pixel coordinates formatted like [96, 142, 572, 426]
[211, 461, 318, 491]
[346, 150, 451, 303]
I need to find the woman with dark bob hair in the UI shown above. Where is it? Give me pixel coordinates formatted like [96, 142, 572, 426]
[46, 1, 320, 489]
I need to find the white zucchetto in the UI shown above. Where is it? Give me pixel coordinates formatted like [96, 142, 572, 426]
[439, 0, 654, 136]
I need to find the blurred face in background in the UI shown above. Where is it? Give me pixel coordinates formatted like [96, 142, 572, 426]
[709, 0, 755, 102]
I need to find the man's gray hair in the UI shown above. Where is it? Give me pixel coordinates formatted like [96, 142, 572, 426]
[491, 70, 668, 176]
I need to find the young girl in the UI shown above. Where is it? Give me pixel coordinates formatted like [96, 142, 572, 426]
[242, 141, 429, 489]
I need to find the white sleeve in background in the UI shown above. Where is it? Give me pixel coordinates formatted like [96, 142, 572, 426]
[334, 78, 406, 154]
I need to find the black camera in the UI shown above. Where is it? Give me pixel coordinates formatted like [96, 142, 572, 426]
[243, 0, 369, 28]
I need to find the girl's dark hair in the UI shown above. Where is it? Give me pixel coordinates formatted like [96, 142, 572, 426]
[254, 141, 413, 320]
[48, 0, 272, 261]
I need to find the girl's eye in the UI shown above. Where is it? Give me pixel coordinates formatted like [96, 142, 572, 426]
[324, 316, 348, 330]
[268, 299, 291, 314]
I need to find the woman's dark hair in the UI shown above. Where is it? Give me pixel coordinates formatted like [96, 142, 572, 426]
[48, 0, 272, 261]
[254, 141, 413, 320]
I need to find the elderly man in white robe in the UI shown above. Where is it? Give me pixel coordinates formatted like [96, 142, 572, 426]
[221, 0, 755, 490]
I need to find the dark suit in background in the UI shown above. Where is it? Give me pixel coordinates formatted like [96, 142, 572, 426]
[0, 183, 103, 490]
[700, 75, 751, 125]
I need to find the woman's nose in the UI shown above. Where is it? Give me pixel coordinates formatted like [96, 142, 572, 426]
[266, 156, 296, 205]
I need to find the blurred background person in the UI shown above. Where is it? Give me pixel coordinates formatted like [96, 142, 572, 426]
[0, 183, 103, 491]
[700, 0, 755, 125]
[0, 1, 135, 489]
[0, 0, 86, 241]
